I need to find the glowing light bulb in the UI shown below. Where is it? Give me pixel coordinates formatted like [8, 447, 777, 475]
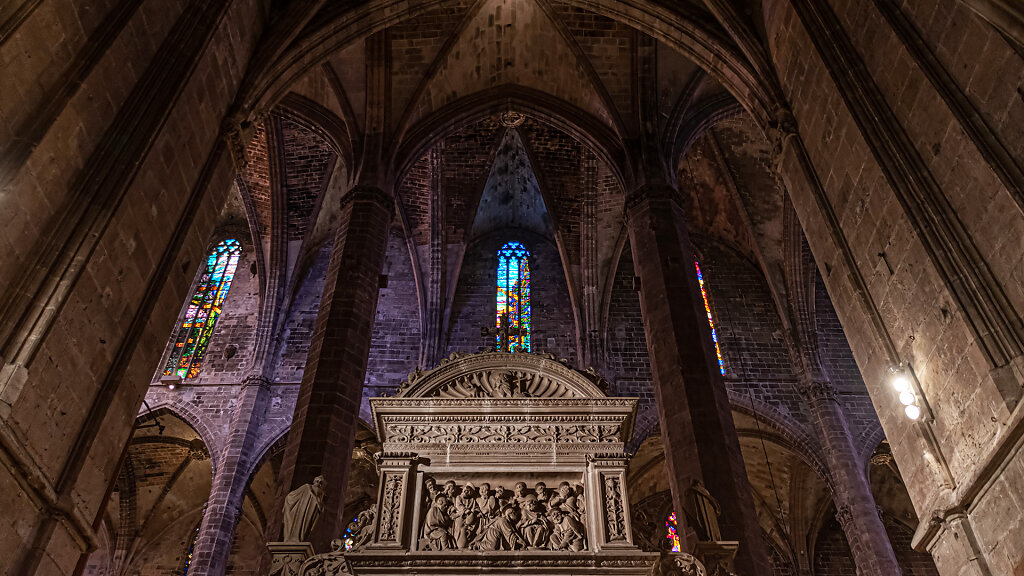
[899, 390, 917, 406]
[168, 383, 176, 390]
[891, 375, 910, 392]
[904, 405, 921, 420]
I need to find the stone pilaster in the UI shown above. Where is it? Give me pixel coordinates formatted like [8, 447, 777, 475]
[273, 184, 395, 552]
[190, 374, 274, 576]
[799, 379, 901, 575]
[365, 453, 419, 550]
[585, 453, 635, 552]
[624, 184, 769, 574]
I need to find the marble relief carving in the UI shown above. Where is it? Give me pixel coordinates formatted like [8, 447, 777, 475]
[418, 476, 587, 551]
[602, 476, 626, 541]
[378, 474, 404, 542]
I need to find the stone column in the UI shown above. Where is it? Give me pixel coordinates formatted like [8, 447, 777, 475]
[273, 184, 394, 552]
[624, 184, 770, 575]
[190, 374, 274, 576]
[800, 379, 901, 575]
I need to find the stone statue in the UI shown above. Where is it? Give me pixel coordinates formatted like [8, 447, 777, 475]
[422, 495, 456, 550]
[283, 475, 326, 542]
[687, 480, 722, 542]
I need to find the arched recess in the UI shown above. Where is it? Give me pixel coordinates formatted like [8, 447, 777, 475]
[82, 408, 213, 576]
[230, 418, 382, 559]
[237, 0, 779, 131]
[393, 86, 631, 192]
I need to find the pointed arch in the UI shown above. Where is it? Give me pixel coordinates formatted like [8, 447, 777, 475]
[163, 239, 242, 379]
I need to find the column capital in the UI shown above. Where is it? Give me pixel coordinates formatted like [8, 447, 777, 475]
[241, 374, 271, 391]
[798, 379, 838, 403]
[624, 183, 684, 215]
[342, 184, 395, 215]
[835, 503, 854, 530]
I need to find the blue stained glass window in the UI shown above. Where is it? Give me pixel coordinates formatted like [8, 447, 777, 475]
[164, 239, 242, 379]
[694, 259, 725, 375]
[497, 242, 531, 352]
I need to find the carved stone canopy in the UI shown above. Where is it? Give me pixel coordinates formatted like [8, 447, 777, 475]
[393, 351, 608, 399]
[350, 352, 657, 575]
[371, 352, 636, 463]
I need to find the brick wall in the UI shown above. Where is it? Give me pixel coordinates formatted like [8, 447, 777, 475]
[446, 230, 577, 364]
[362, 226, 423, 406]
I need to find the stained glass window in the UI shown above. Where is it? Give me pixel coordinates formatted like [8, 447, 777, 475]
[694, 260, 725, 375]
[344, 517, 357, 551]
[497, 242, 531, 352]
[182, 522, 200, 575]
[164, 239, 242, 379]
[666, 512, 681, 552]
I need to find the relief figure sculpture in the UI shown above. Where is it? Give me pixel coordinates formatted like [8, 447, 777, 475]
[452, 484, 480, 549]
[417, 476, 585, 552]
[422, 495, 456, 550]
[473, 507, 526, 551]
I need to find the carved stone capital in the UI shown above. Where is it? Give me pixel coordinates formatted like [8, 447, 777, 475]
[624, 185, 683, 215]
[658, 552, 707, 576]
[340, 185, 395, 216]
[267, 541, 315, 576]
[835, 504, 854, 529]
[798, 379, 838, 403]
[242, 374, 272, 391]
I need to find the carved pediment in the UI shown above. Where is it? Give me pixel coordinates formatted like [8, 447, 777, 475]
[394, 352, 607, 399]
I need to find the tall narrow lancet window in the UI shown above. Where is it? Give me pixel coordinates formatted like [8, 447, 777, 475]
[666, 512, 682, 552]
[181, 522, 201, 575]
[164, 239, 242, 379]
[694, 259, 725, 375]
[496, 242, 531, 352]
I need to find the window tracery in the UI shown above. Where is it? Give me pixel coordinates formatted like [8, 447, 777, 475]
[497, 242, 531, 352]
[164, 238, 242, 379]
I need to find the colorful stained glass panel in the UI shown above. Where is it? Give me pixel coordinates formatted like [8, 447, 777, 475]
[497, 242, 531, 352]
[164, 239, 242, 379]
[666, 512, 681, 552]
[694, 260, 725, 375]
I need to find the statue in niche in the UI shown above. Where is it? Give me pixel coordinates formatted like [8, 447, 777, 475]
[547, 508, 585, 551]
[282, 475, 325, 542]
[473, 507, 526, 550]
[687, 480, 722, 542]
[347, 508, 375, 550]
[518, 496, 551, 548]
[476, 482, 498, 519]
[452, 484, 480, 549]
[422, 495, 456, 550]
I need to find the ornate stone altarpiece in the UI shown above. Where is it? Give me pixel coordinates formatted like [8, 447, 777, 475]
[285, 352, 708, 576]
